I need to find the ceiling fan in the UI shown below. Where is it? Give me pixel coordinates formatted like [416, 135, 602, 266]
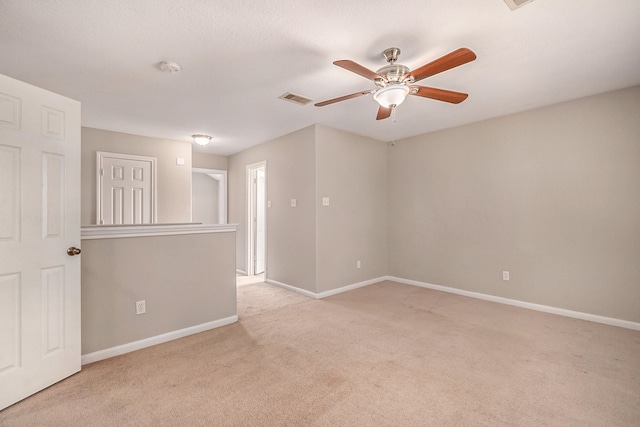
[315, 47, 477, 120]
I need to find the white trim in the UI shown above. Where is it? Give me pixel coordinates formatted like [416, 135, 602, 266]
[81, 223, 238, 240]
[236, 269, 247, 275]
[266, 279, 318, 299]
[266, 276, 387, 300]
[81, 315, 238, 365]
[386, 276, 640, 331]
[316, 277, 388, 299]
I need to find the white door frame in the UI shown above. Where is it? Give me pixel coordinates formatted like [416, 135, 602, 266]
[246, 161, 267, 276]
[96, 151, 157, 225]
[192, 168, 227, 224]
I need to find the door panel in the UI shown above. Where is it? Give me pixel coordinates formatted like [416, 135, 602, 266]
[0, 272, 21, 375]
[41, 266, 66, 356]
[0, 73, 81, 410]
[0, 145, 21, 241]
[42, 153, 65, 239]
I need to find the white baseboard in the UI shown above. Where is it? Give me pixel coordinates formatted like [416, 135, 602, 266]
[316, 277, 387, 299]
[266, 276, 387, 300]
[266, 279, 317, 299]
[236, 269, 247, 275]
[385, 276, 640, 331]
[81, 315, 239, 365]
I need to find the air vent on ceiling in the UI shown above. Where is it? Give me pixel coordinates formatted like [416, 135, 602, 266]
[503, 0, 536, 10]
[278, 92, 313, 106]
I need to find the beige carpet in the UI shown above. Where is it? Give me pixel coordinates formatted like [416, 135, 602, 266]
[236, 273, 265, 287]
[1, 281, 639, 426]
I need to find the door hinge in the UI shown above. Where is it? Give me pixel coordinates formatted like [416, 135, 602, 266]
[99, 168, 104, 176]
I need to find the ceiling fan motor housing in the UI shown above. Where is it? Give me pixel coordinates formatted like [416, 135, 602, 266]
[375, 64, 411, 86]
[376, 47, 412, 86]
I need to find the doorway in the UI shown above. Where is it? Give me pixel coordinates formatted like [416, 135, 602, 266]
[191, 168, 227, 224]
[246, 161, 266, 277]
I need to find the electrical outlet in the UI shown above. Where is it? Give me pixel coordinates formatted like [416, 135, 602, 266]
[502, 271, 510, 281]
[136, 300, 146, 315]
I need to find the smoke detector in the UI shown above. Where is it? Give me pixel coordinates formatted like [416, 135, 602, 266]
[159, 61, 181, 74]
[503, 0, 536, 10]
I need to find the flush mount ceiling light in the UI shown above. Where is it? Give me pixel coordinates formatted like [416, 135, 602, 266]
[192, 134, 212, 146]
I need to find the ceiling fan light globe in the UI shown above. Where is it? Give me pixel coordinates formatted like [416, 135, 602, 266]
[374, 84, 410, 108]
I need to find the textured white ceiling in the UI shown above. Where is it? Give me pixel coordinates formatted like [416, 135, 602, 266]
[1, 0, 639, 155]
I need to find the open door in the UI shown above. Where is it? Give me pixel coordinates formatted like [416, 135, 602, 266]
[255, 168, 266, 274]
[246, 161, 266, 276]
[0, 74, 81, 409]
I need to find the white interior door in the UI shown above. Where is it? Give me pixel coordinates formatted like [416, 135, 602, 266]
[0, 74, 81, 410]
[255, 168, 266, 274]
[246, 161, 266, 276]
[97, 152, 155, 225]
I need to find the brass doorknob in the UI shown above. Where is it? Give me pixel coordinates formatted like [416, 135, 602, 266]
[67, 247, 82, 256]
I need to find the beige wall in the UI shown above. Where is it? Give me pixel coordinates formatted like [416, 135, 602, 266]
[193, 152, 228, 170]
[229, 124, 389, 294]
[315, 125, 387, 292]
[388, 86, 640, 322]
[79, 86, 638, 329]
[229, 126, 317, 291]
[81, 127, 192, 225]
[81, 231, 237, 354]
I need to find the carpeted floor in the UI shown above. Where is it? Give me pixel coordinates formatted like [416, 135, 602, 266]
[1, 280, 639, 426]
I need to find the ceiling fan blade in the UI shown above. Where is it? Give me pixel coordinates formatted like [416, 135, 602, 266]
[410, 86, 469, 104]
[406, 48, 476, 83]
[334, 60, 383, 81]
[376, 106, 392, 120]
[314, 90, 372, 107]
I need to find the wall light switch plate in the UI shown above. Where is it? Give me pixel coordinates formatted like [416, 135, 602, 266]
[176, 157, 185, 165]
[291, 198, 297, 207]
[267, 200, 272, 208]
[322, 197, 330, 206]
